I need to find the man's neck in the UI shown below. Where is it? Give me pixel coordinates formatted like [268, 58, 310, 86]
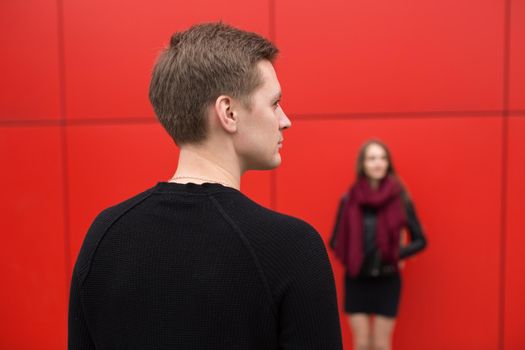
[171, 145, 241, 190]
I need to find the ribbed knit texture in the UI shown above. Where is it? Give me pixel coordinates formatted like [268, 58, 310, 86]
[68, 182, 342, 350]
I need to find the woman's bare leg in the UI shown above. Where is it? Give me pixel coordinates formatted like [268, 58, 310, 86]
[371, 315, 396, 350]
[349, 313, 372, 350]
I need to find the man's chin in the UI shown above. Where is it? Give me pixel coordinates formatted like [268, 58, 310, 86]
[246, 155, 282, 171]
[267, 154, 282, 169]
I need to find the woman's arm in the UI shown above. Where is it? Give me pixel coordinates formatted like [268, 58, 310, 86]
[329, 195, 347, 251]
[399, 193, 427, 259]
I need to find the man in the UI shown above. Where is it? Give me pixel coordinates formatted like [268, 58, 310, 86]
[68, 22, 342, 349]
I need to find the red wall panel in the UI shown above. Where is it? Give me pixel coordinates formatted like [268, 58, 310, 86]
[504, 116, 525, 350]
[276, 116, 502, 349]
[67, 123, 271, 269]
[0, 127, 67, 349]
[63, 0, 270, 120]
[510, 0, 525, 110]
[275, 0, 504, 115]
[0, 0, 61, 120]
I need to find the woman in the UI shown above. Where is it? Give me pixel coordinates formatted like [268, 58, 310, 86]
[330, 139, 427, 350]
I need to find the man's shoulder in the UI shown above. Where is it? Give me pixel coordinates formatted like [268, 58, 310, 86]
[262, 208, 319, 240]
[87, 187, 156, 235]
[213, 191, 323, 248]
[74, 186, 156, 280]
[217, 190, 313, 225]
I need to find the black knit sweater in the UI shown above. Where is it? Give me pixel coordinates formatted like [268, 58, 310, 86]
[68, 182, 342, 350]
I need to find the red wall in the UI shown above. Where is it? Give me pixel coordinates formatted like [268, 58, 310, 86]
[1, 0, 524, 349]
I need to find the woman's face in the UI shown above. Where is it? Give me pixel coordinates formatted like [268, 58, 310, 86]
[363, 143, 389, 181]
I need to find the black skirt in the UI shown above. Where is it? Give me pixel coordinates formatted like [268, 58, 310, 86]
[344, 272, 401, 318]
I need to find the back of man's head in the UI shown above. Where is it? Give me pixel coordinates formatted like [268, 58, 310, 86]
[149, 22, 279, 146]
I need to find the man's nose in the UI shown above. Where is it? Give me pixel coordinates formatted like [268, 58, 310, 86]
[278, 107, 291, 130]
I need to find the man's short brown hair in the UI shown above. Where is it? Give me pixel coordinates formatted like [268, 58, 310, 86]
[149, 22, 279, 145]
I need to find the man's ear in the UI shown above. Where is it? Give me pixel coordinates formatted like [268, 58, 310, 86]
[214, 95, 238, 134]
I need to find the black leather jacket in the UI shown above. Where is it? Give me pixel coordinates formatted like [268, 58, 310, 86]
[330, 191, 427, 277]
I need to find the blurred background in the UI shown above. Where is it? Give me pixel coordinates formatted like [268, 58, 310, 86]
[1, 0, 524, 349]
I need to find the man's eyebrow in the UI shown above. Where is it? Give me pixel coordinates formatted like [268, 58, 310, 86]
[271, 91, 282, 102]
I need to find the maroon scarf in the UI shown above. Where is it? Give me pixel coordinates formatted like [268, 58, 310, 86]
[334, 175, 407, 277]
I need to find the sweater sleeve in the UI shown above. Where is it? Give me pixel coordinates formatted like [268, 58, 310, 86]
[278, 225, 343, 350]
[68, 270, 96, 350]
[399, 194, 427, 260]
